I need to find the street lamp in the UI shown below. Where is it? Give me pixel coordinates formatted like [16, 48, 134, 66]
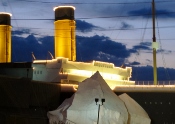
[95, 98, 105, 124]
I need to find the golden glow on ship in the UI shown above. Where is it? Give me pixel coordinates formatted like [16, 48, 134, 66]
[0, 12, 12, 62]
[54, 6, 76, 61]
[60, 84, 175, 92]
[32, 57, 134, 86]
[60, 84, 78, 92]
[67, 69, 122, 81]
[113, 85, 175, 92]
[0, 26, 12, 62]
[33, 59, 57, 63]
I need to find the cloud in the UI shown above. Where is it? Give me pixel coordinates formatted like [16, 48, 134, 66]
[1, 1, 7, 6]
[132, 42, 151, 51]
[128, 8, 175, 19]
[128, 8, 151, 18]
[129, 61, 140, 66]
[131, 42, 172, 55]
[76, 35, 133, 66]
[12, 32, 134, 66]
[10, 30, 175, 81]
[12, 29, 31, 35]
[12, 34, 54, 62]
[120, 22, 133, 30]
[76, 20, 98, 32]
[131, 66, 175, 81]
[157, 49, 172, 54]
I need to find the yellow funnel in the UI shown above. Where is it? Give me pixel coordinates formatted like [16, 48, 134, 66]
[54, 6, 76, 61]
[0, 12, 12, 63]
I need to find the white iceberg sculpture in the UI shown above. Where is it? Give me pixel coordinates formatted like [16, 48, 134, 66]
[48, 71, 151, 124]
[119, 93, 151, 124]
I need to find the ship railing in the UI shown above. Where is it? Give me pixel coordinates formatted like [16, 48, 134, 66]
[135, 80, 175, 85]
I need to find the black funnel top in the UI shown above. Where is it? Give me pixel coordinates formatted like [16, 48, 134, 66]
[54, 6, 74, 21]
[0, 13, 11, 25]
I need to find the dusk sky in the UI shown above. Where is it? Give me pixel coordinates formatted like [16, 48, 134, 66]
[1, 0, 175, 80]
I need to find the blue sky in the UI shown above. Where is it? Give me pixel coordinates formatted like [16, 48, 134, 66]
[1, 0, 175, 80]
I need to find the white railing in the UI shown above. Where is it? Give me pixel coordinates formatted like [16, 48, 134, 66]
[135, 81, 175, 85]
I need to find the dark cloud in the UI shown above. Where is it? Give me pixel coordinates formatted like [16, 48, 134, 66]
[68, 1, 174, 21]
[131, 66, 175, 82]
[156, 9, 175, 18]
[128, 8, 151, 18]
[157, 49, 172, 54]
[131, 42, 171, 54]
[76, 20, 98, 32]
[128, 8, 175, 19]
[132, 42, 151, 51]
[12, 29, 31, 35]
[11, 31, 175, 82]
[12, 33, 134, 66]
[120, 22, 133, 30]
[1, 1, 7, 6]
[12, 34, 54, 62]
[76, 35, 134, 66]
[130, 61, 140, 66]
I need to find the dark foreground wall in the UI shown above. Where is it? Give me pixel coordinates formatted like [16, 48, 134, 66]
[1, 75, 175, 124]
[116, 92, 175, 124]
[0, 76, 61, 124]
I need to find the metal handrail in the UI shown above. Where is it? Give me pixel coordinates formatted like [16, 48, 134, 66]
[135, 80, 175, 85]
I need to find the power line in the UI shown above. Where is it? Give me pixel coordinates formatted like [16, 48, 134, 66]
[11, 24, 175, 32]
[100, 25, 175, 31]
[10, 11, 175, 20]
[15, 0, 175, 4]
[60, 1, 175, 5]
[12, 19, 53, 20]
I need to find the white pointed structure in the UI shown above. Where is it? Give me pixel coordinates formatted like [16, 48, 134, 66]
[119, 93, 151, 124]
[47, 72, 150, 124]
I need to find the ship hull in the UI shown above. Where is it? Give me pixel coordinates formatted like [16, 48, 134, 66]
[0, 76, 175, 124]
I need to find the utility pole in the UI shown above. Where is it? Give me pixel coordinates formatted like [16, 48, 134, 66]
[152, 0, 158, 85]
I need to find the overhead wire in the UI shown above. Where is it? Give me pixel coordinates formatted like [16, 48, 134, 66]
[11, 25, 175, 31]
[3, 0, 175, 62]
[132, 1, 151, 81]
[156, 15, 171, 80]
[14, 0, 175, 4]
[10, 10, 175, 20]
[6, 0, 20, 62]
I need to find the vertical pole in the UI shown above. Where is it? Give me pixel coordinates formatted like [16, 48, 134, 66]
[152, 0, 157, 85]
[5, 27, 9, 63]
[97, 105, 100, 124]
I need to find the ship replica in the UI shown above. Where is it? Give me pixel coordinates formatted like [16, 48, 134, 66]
[32, 6, 134, 90]
[0, 0, 175, 124]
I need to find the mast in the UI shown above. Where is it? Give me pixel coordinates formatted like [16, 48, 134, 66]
[152, 0, 157, 85]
